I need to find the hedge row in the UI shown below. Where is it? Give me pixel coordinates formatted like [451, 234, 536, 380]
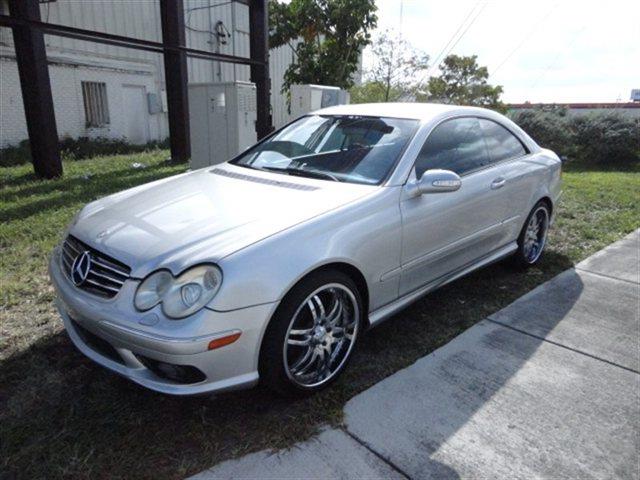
[0, 137, 169, 168]
[3, 111, 638, 167]
[509, 108, 640, 164]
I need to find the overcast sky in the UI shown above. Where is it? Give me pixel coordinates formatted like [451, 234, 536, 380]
[365, 0, 640, 103]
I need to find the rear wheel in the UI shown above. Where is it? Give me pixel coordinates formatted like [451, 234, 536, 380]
[259, 270, 363, 396]
[513, 201, 550, 268]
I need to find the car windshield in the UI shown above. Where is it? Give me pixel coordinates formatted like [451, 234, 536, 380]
[230, 115, 419, 185]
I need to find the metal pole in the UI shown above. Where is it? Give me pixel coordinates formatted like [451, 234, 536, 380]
[159, 0, 191, 163]
[249, 0, 273, 139]
[8, 0, 62, 178]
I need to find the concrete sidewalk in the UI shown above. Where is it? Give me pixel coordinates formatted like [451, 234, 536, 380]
[191, 230, 639, 479]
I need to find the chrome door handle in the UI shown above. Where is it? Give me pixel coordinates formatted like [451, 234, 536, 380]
[491, 177, 506, 189]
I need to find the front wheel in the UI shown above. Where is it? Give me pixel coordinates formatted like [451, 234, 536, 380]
[512, 201, 550, 268]
[259, 270, 363, 396]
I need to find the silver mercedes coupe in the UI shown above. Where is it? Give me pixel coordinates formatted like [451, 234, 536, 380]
[49, 103, 561, 396]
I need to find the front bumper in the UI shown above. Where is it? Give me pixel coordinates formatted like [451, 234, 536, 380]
[49, 247, 278, 395]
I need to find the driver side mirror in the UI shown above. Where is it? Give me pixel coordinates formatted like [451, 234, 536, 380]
[415, 169, 462, 195]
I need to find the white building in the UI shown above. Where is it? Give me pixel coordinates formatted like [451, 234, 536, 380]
[0, 0, 296, 148]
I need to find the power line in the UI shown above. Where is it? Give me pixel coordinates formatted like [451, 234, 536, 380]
[492, 2, 560, 75]
[419, 0, 487, 85]
[528, 25, 586, 94]
[428, 1, 482, 74]
[442, 2, 487, 60]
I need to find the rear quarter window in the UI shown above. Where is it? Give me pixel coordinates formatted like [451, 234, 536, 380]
[479, 118, 528, 163]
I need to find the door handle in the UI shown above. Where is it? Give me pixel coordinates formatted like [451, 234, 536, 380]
[491, 177, 506, 189]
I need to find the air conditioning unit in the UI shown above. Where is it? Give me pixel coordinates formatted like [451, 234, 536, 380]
[188, 81, 257, 169]
[289, 84, 350, 120]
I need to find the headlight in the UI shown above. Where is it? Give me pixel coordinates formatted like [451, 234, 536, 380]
[135, 264, 222, 319]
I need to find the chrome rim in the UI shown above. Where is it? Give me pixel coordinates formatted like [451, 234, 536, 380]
[283, 283, 359, 388]
[523, 206, 549, 263]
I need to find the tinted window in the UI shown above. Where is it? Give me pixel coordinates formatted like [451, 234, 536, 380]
[231, 115, 418, 185]
[479, 119, 527, 162]
[415, 117, 490, 178]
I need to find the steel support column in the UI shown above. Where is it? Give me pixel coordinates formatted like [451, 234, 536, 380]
[159, 0, 191, 163]
[8, 0, 61, 178]
[249, 0, 273, 139]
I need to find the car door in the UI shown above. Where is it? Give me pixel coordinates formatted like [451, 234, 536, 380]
[399, 117, 510, 296]
[478, 117, 540, 240]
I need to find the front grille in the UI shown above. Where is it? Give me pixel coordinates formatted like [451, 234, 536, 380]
[61, 235, 131, 298]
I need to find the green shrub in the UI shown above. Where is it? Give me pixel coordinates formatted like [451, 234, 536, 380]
[570, 113, 640, 164]
[510, 108, 640, 164]
[0, 139, 32, 168]
[0, 136, 169, 167]
[509, 108, 573, 157]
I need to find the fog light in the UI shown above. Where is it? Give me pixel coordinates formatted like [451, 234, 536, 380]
[135, 355, 206, 384]
[157, 362, 182, 381]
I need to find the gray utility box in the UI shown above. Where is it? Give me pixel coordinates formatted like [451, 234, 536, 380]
[289, 84, 350, 121]
[188, 81, 257, 169]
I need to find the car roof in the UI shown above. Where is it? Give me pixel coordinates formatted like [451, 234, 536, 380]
[313, 102, 477, 121]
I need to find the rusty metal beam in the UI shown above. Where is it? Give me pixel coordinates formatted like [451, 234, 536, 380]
[7, 0, 62, 178]
[249, 0, 273, 139]
[0, 14, 264, 65]
[159, 0, 190, 163]
[0, 0, 272, 172]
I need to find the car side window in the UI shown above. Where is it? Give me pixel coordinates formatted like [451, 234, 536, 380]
[414, 117, 491, 178]
[479, 118, 527, 163]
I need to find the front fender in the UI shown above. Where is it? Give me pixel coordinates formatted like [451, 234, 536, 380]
[207, 187, 403, 313]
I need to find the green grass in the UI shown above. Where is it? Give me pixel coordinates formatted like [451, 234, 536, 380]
[1, 156, 638, 479]
[0, 151, 185, 311]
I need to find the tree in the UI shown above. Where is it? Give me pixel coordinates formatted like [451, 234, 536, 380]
[350, 81, 405, 104]
[269, 0, 378, 95]
[361, 30, 429, 102]
[420, 54, 505, 112]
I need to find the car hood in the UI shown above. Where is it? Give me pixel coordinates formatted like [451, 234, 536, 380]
[69, 164, 375, 277]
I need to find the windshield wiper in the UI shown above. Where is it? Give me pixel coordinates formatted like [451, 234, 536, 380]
[259, 166, 341, 182]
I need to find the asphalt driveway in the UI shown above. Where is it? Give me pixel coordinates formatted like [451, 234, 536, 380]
[191, 230, 639, 479]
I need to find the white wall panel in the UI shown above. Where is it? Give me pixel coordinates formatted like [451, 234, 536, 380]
[1, 1, 298, 145]
[39, 0, 161, 62]
[269, 41, 298, 128]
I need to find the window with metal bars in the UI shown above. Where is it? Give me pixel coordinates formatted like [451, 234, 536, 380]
[81, 81, 110, 127]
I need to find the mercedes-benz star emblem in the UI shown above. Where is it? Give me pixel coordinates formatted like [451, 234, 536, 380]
[70, 250, 92, 286]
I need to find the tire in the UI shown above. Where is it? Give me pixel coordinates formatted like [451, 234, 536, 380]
[259, 269, 364, 397]
[512, 201, 551, 269]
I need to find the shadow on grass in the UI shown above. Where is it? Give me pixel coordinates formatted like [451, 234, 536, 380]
[0, 251, 573, 479]
[1, 163, 183, 223]
[0, 170, 39, 188]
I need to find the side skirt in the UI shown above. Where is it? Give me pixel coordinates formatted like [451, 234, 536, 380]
[367, 242, 518, 328]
